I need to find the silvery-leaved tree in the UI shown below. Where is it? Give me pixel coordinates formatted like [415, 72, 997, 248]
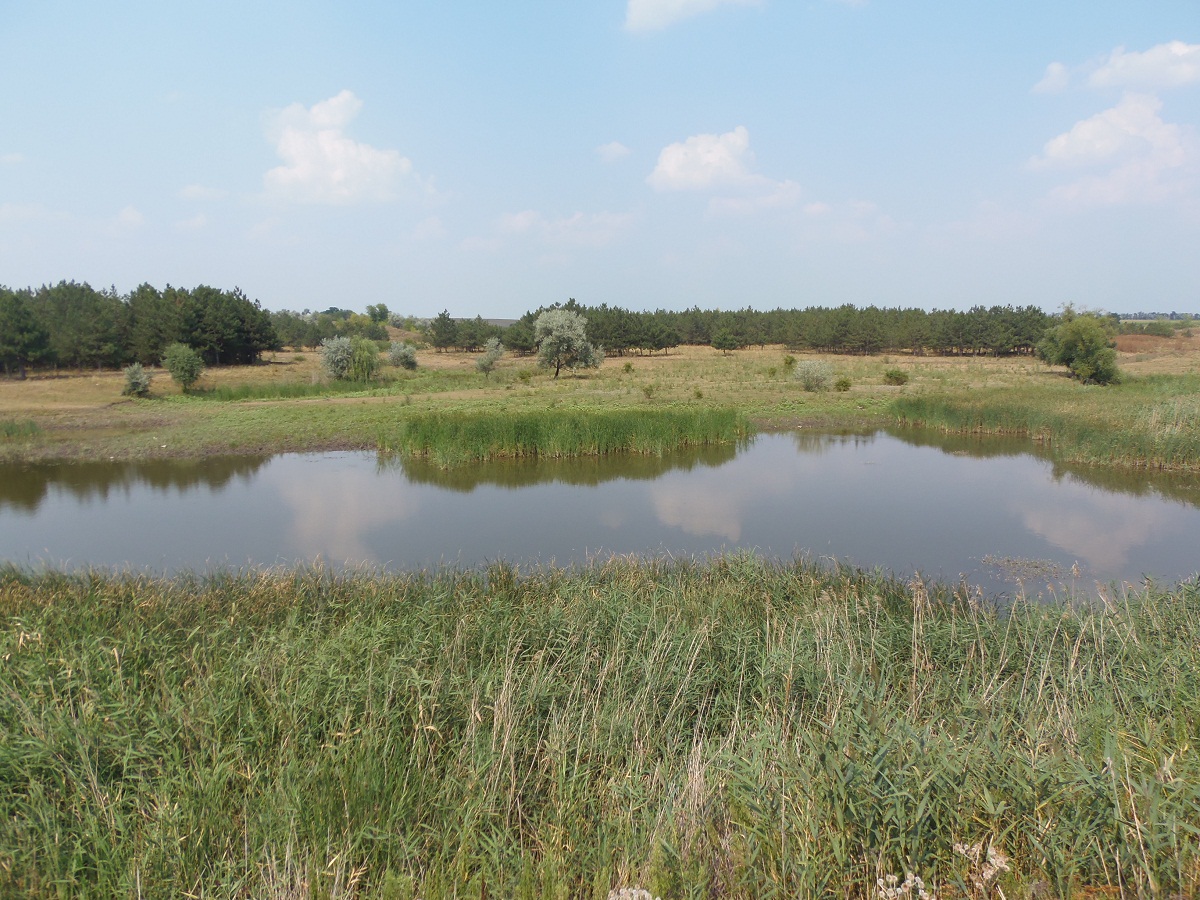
[534, 309, 602, 378]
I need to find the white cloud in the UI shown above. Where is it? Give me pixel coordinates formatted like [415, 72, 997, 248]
[500, 209, 633, 248]
[625, 0, 759, 33]
[264, 90, 415, 205]
[647, 125, 764, 191]
[1033, 62, 1070, 94]
[1033, 41, 1200, 93]
[1030, 93, 1197, 206]
[596, 141, 631, 163]
[179, 184, 227, 201]
[176, 213, 208, 230]
[410, 216, 446, 240]
[0, 152, 23, 164]
[707, 179, 803, 215]
[115, 206, 144, 228]
[1089, 41, 1200, 90]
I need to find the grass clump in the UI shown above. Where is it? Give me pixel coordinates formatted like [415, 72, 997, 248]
[379, 408, 751, 466]
[3, 558, 1200, 897]
[1, 418, 41, 440]
[883, 367, 909, 386]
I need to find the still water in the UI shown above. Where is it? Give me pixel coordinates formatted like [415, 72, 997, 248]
[2, 430, 1198, 596]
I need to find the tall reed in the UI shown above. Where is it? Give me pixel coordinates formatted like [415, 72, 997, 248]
[3, 559, 1200, 897]
[892, 374, 1200, 471]
[378, 408, 751, 465]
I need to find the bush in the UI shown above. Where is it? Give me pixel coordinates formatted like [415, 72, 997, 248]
[795, 359, 833, 392]
[782, 354, 797, 372]
[121, 362, 152, 397]
[347, 336, 381, 382]
[883, 368, 909, 386]
[1037, 309, 1120, 384]
[476, 338, 504, 378]
[162, 343, 204, 391]
[320, 336, 353, 379]
[388, 342, 418, 370]
[835, 376, 852, 392]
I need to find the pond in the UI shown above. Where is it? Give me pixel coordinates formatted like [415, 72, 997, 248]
[2, 429, 1198, 597]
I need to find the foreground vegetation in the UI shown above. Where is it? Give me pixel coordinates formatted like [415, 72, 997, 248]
[3, 558, 1199, 898]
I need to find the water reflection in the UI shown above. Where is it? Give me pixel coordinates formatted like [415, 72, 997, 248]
[387, 441, 740, 491]
[0, 432, 1197, 595]
[884, 425, 1200, 507]
[0, 456, 269, 513]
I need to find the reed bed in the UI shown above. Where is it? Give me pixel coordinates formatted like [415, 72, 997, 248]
[3, 558, 1200, 898]
[378, 408, 752, 465]
[192, 379, 391, 402]
[892, 374, 1200, 471]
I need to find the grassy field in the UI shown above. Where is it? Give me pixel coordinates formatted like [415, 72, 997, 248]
[2, 334, 1197, 469]
[3, 558, 1200, 898]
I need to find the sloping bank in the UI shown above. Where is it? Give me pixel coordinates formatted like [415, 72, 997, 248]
[3, 557, 1199, 897]
[892, 374, 1200, 472]
[378, 407, 752, 466]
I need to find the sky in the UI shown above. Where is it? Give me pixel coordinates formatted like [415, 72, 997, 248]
[1, 1, 1198, 317]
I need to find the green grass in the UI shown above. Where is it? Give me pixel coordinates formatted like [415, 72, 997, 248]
[379, 407, 752, 465]
[192, 378, 392, 402]
[0, 418, 40, 440]
[892, 372, 1200, 471]
[3, 558, 1200, 898]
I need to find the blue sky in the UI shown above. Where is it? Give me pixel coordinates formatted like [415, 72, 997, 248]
[1, 1, 1197, 316]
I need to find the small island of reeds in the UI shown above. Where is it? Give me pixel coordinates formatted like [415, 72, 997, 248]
[378, 408, 751, 466]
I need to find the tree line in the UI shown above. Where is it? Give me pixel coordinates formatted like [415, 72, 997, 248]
[426, 301, 1053, 358]
[0, 281, 277, 378]
[2, 279, 1063, 380]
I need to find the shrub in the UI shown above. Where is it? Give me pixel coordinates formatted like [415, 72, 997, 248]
[883, 368, 909, 386]
[476, 338, 504, 378]
[835, 376, 852, 392]
[162, 343, 204, 392]
[1037, 308, 1120, 384]
[623, 361, 634, 374]
[320, 336, 353, 379]
[122, 362, 152, 397]
[795, 359, 833, 392]
[347, 337, 381, 382]
[782, 354, 797, 372]
[388, 342, 418, 370]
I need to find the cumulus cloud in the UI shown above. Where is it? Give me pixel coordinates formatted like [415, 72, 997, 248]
[179, 183, 228, 201]
[1033, 41, 1200, 93]
[596, 141, 631, 163]
[647, 125, 764, 191]
[625, 0, 759, 33]
[115, 206, 144, 228]
[176, 213, 208, 230]
[264, 90, 415, 204]
[707, 179, 803, 215]
[1030, 93, 1196, 205]
[500, 209, 633, 248]
[1089, 41, 1200, 89]
[1033, 61, 1070, 94]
